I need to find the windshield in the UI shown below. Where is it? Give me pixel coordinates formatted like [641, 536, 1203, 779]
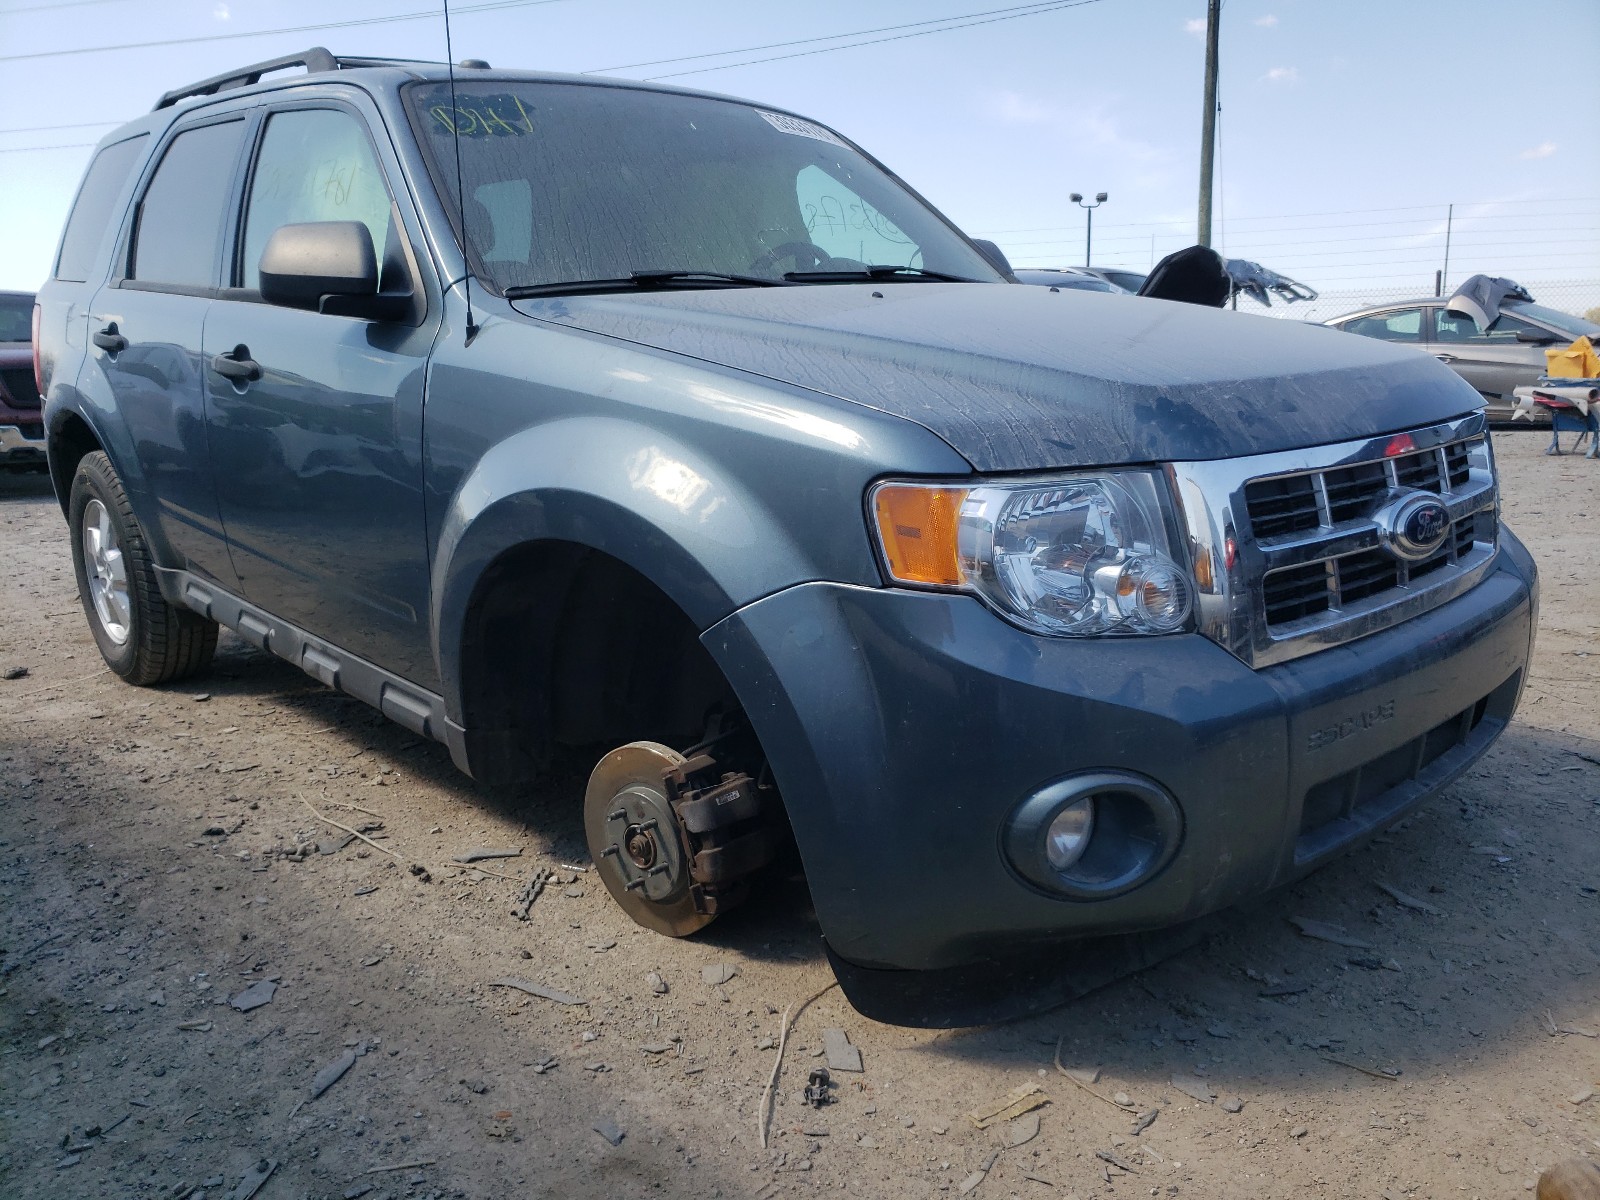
[404, 80, 1002, 293]
[1507, 301, 1600, 340]
[0, 294, 32, 342]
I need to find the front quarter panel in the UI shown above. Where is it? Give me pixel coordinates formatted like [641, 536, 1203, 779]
[425, 297, 971, 711]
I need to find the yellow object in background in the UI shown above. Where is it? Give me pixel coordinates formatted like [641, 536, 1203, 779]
[1546, 335, 1600, 379]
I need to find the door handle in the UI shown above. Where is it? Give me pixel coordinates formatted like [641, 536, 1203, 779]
[92, 323, 127, 353]
[211, 345, 262, 383]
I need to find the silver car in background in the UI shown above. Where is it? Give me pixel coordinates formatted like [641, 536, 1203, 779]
[1325, 295, 1600, 422]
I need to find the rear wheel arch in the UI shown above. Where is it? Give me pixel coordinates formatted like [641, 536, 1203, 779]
[48, 410, 104, 516]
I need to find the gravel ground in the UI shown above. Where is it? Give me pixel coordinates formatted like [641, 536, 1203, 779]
[1, 430, 1596, 1200]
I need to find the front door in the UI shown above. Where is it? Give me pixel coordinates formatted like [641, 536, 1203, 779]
[203, 101, 437, 685]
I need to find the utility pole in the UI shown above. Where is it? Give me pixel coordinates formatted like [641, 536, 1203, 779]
[1440, 203, 1454, 294]
[1197, 0, 1221, 247]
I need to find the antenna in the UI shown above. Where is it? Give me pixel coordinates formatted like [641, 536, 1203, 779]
[442, 0, 479, 344]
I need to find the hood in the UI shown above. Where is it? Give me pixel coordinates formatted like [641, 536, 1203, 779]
[514, 283, 1483, 471]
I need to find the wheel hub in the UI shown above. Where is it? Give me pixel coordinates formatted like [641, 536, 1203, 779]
[583, 741, 713, 937]
[81, 497, 131, 646]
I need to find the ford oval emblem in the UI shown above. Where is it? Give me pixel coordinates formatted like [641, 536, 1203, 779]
[1375, 492, 1451, 562]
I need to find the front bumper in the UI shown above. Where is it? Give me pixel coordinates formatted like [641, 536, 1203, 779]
[704, 529, 1536, 993]
[0, 422, 47, 463]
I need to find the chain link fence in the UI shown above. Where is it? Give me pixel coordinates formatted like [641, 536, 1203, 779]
[1248, 278, 1600, 324]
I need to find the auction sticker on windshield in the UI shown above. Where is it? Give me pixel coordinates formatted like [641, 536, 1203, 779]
[757, 110, 847, 148]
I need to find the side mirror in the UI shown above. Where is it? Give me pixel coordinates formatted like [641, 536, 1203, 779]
[258, 221, 409, 320]
[1514, 329, 1556, 344]
[970, 238, 1015, 277]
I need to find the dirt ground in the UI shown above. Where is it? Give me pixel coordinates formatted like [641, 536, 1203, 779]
[1, 429, 1596, 1200]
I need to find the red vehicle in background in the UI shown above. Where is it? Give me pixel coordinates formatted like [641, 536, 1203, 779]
[0, 290, 46, 470]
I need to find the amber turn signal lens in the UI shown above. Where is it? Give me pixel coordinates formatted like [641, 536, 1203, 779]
[872, 484, 968, 587]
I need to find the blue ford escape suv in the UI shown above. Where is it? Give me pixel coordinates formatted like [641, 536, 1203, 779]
[35, 50, 1537, 1024]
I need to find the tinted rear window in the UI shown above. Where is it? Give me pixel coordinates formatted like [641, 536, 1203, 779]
[130, 120, 246, 290]
[54, 135, 148, 283]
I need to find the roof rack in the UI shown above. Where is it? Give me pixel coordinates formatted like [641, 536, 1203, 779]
[152, 47, 475, 111]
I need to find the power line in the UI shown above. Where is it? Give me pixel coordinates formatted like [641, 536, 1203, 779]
[643, 0, 1108, 80]
[0, 120, 118, 135]
[0, 0, 574, 63]
[0, 0, 132, 12]
[0, 143, 96, 153]
[974, 198, 1600, 236]
[588, 2, 1074, 74]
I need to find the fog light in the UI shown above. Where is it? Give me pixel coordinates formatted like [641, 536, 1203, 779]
[1045, 798, 1095, 870]
[1003, 771, 1184, 899]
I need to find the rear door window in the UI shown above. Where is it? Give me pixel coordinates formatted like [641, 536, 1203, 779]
[129, 120, 247, 290]
[55, 135, 149, 283]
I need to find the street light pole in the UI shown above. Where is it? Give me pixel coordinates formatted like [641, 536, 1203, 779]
[1070, 192, 1108, 266]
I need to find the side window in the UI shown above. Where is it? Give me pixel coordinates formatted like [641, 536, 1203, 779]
[55, 135, 148, 283]
[240, 108, 394, 292]
[795, 164, 920, 268]
[1432, 308, 1479, 343]
[130, 121, 246, 289]
[1434, 308, 1547, 344]
[1342, 308, 1423, 342]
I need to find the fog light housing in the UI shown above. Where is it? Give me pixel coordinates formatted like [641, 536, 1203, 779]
[1004, 771, 1183, 899]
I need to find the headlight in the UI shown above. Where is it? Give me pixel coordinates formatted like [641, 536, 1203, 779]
[869, 470, 1193, 637]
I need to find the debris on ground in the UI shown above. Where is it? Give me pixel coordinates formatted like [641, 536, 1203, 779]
[311, 1048, 359, 1099]
[453, 847, 523, 863]
[1289, 916, 1375, 949]
[512, 868, 553, 921]
[592, 1119, 625, 1146]
[968, 1082, 1048, 1129]
[957, 1150, 1001, 1195]
[1005, 1109, 1041, 1146]
[804, 1067, 834, 1107]
[1259, 982, 1310, 998]
[1322, 1055, 1399, 1081]
[646, 971, 668, 995]
[1131, 1107, 1159, 1135]
[1221, 1096, 1245, 1113]
[1377, 881, 1442, 915]
[701, 962, 738, 986]
[227, 1158, 278, 1200]
[1169, 1076, 1216, 1104]
[228, 980, 277, 1012]
[1569, 1085, 1594, 1106]
[3, 666, 29, 680]
[488, 976, 586, 1005]
[1096, 1147, 1137, 1173]
[822, 1027, 863, 1073]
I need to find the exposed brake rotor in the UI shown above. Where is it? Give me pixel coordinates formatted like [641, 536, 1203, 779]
[584, 741, 714, 937]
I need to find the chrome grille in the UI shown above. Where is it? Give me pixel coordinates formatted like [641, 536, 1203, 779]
[1170, 415, 1499, 669]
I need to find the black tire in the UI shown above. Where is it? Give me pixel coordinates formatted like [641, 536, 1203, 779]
[69, 450, 217, 685]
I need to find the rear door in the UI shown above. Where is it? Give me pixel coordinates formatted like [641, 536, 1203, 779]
[202, 96, 439, 685]
[82, 115, 249, 586]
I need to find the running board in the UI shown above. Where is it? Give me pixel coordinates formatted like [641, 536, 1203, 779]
[158, 568, 458, 760]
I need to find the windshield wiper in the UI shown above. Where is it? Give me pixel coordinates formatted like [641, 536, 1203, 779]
[782, 265, 979, 284]
[504, 270, 791, 299]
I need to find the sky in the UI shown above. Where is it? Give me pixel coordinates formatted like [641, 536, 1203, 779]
[2, 0, 1597, 318]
